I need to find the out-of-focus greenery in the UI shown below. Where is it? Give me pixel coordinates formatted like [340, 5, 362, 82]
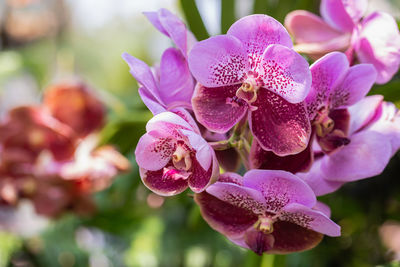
[0, 0, 400, 266]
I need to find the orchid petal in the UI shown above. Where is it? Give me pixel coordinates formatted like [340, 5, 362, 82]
[314, 201, 332, 218]
[250, 89, 311, 156]
[217, 172, 244, 186]
[306, 52, 349, 119]
[348, 95, 383, 135]
[180, 129, 212, 171]
[320, 0, 356, 32]
[195, 191, 258, 238]
[280, 203, 341, 236]
[243, 170, 316, 212]
[192, 84, 248, 133]
[322, 131, 392, 182]
[330, 64, 377, 109]
[146, 112, 193, 134]
[188, 156, 217, 193]
[356, 12, 400, 84]
[159, 48, 194, 106]
[138, 87, 166, 115]
[188, 35, 249, 87]
[260, 44, 311, 104]
[140, 167, 188, 196]
[228, 14, 292, 69]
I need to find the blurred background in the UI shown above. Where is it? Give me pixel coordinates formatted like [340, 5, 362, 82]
[1, 0, 400, 266]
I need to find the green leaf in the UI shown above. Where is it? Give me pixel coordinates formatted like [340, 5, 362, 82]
[179, 0, 210, 40]
[221, 0, 236, 33]
[370, 80, 400, 108]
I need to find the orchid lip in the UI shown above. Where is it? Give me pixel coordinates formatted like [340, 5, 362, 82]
[254, 216, 276, 234]
[235, 74, 262, 104]
[314, 108, 335, 137]
[172, 141, 192, 171]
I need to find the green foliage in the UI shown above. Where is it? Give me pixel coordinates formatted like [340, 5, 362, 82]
[179, 0, 210, 40]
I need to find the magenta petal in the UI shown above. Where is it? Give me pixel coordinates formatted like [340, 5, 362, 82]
[140, 168, 188, 196]
[135, 131, 175, 171]
[227, 15, 292, 68]
[180, 129, 212, 171]
[138, 87, 166, 115]
[280, 203, 341, 237]
[320, 0, 355, 32]
[322, 131, 392, 182]
[192, 84, 248, 133]
[285, 10, 346, 45]
[143, 11, 169, 36]
[307, 52, 349, 119]
[195, 192, 258, 238]
[260, 44, 311, 104]
[250, 89, 311, 156]
[122, 53, 162, 104]
[314, 201, 332, 218]
[146, 112, 193, 134]
[330, 64, 377, 109]
[159, 48, 194, 106]
[297, 158, 344, 196]
[250, 139, 313, 174]
[356, 12, 400, 84]
[188, 35, 249, 87]
[348, 95, 383, 135]
[217, 172, 244, 186]
[188, 155, 218, 193]
[244, 229, 275, 255]
[243, 170, 316, 212]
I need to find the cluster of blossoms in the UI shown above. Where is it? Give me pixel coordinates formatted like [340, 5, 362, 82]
[125, 1, 400, 255]
[0, 82, 130, 218]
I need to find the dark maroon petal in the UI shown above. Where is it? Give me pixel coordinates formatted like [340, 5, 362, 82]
[188, 156, 214, 193]
[250, 137, 313, 174]
[215, 148, 241, 172]
[250, 89, 311, 156]
[244, 228, 275, 255]
[269, 220, 323, 253]
[192, 84, 248, 133]
[194, 191, 258, 238]
[140, 167, 188, 196]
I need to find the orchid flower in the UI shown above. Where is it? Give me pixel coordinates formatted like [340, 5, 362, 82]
[285, 0, 400, 84]
[135, 112, 219, 196]
[195, 170, 340, 255]
[188, 15, 312, 156]
[123, 9, 196, 115]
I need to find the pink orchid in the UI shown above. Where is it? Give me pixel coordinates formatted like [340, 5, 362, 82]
[285, 0, 400, 84]
[189, 15, 312, 156]
[251, 52, 377, 174]
[195, 170, 340, 255]
[135, 112, 219, 196]
[123, 9, 196, 115]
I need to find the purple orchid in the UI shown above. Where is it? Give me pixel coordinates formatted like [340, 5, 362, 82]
[285, 0, 400, 84]
[195, 170, 340, 255]
[250, 52, 377, 174]
[122, 9, 196, 115]
[188, 15, 312, 156]
[135, 112, 219, 196]
[298, 95, 397, 195]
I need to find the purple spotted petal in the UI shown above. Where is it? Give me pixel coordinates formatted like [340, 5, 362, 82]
[159, 48, 194, 106]
[259, 44, 311, 104]
[194, 191, 258, 238]
[217, 172, 244, 185]
[356, 12, 400, 84]
[122, 53, 162, 104]
[135, 130, 175, 171]
[192, 84, 248, 133]
[320, 0, 356, 32]
[268, 220, 323, 254]
[146, 112, 193, 134]
[348, 95, 383, 135]
[227, 15, 292, 69]
[138, 87, 166, 115]
[322, 131, 392, 182]
[285, 11, 348, 52]
[250, 139, 313, 174]
[188, 155, 218, 193]
[243, 170, 316, 212]
[140, 167, 188, 196]
[329, 64, 377, 109]
[250, 89, 311, 156]
[297, 158, 344, 196]
[306, 52, 349, 119]
[206, 182, 267, 215]
[188, 35, 249, 87]
[279, 203, 341, 236]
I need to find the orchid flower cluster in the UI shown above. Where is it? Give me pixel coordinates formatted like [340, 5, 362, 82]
[124, 2, 400, 255]
[0, 82, 130, 217]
